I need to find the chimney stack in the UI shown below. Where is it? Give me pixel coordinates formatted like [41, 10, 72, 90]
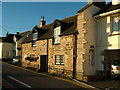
[16, 32, 20, 34]
[88, 0, 106, 9]
[40, 16, 46, 27]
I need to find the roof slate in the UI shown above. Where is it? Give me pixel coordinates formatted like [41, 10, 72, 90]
[22, 15, 77, 44]
[2, 34, 14, 43]
[94, 2, 120, 16]
[0, 37, 4, 42]
[2, 30, 31, 43]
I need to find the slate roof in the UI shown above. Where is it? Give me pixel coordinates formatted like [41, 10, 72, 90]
[77, 2, 106, 13]
[18, 30, 31, 36]
[94, 2, 120, 16]
[0, 37, 4, 42]
[2, 30, 30, 43]
[22, 15, 77, 44]
[38, 15, 77, 40]
[2, 34, 21, 43]
[77, 4, 92, 13]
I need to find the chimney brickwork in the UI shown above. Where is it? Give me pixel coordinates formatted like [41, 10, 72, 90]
[40, 16, 46, 27]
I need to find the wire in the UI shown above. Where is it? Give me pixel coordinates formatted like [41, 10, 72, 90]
[1, 25, 33, 29]
[0, 25, 9, 32]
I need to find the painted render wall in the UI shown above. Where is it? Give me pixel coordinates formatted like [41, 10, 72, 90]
[83, 5, 100, 75]
[2, 43, 13, 59]
[96, 13, 120, 71]
[76, 5, 100, 81]
[0, 43, 2, 59]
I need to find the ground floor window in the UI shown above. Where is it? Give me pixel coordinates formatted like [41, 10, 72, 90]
[55, 55, 64, 65]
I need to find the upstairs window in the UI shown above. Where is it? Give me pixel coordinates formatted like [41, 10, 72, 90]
[53, 26, 61, 44]
[111, 15, 120, 34]
[32, 32, 38, 47]
[33, 33, 38, 40]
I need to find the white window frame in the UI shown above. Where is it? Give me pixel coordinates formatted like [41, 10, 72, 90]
[32, 32, 38, 47]
[55, 55, 64, 65]
[54, 26, 61, 44]
[111, 15, 120, 34]
[33, 32, 38, 40]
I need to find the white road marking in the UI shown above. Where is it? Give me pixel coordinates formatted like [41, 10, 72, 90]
[8, 75, 31, 88]
[73, 79, 100, 90]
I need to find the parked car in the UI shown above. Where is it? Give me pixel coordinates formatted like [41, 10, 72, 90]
[13, 56, 21, 66]
[111, 58, 120, 78]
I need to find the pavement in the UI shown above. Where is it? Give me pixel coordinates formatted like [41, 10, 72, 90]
[88, 78, 120, 90]
[2, 61, 120, 90]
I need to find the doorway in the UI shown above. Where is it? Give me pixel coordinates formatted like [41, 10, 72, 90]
[40, 55, 48, 72]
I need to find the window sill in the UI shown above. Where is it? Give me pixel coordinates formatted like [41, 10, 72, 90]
[55, 64, 64, 66]
[109, 32, 120, 36]
[53, 43, 60, 45]
[32, 45, 37, 47]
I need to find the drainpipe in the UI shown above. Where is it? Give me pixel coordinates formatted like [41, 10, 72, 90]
[73, 30, 78, 79]
[46, 38, 49, 72]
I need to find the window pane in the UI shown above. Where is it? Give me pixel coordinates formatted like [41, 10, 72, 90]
[112, 16, 120, 32]
[55, 55, 60, 64]
[33, 33, 38, 40]
[55, 55, 64, 65]
[54, 26, 60, 44]
[60, 55, 64, 65]
[32, 40, 36, 46]
[56, 55, 60, 59]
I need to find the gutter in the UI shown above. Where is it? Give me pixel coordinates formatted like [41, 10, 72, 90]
[94, 9, 120, 19]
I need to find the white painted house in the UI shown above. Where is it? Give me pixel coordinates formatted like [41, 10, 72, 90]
[0, 37, 4, 60]
[2, 31, 31, 60]
[94, 1, 120, 73]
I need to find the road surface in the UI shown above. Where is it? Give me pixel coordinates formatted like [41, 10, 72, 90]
[2, 62, 85, 89]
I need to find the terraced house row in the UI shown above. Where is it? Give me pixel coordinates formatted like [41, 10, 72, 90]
[1, 0, 120, 82]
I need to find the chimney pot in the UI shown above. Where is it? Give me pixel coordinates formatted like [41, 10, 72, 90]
[16, 32, 20, 34]
[40, 16, 46, 27]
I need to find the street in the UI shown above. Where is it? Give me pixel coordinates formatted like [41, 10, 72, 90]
[2, 62, 85, 89]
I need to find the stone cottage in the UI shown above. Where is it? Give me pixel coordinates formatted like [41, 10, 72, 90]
[22, 15, 77, 77]
[22, 1, 118, 82]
